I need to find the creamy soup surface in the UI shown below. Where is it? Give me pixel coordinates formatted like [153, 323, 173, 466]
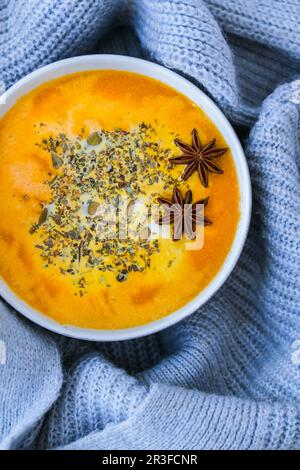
[0, 71, 239, 328]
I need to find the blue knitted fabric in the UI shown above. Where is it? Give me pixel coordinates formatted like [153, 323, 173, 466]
[0, 0, 299, 450]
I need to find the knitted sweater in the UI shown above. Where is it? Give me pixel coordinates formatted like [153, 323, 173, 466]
[0, 0, 299, 450]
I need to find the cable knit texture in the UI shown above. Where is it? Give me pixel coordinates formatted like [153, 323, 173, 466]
[0, 0, 299, 450]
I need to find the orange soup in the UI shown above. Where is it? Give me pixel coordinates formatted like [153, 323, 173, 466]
[0, 71, 239, 329]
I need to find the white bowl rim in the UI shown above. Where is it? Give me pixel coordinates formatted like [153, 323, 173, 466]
[0, 54, 252, 341]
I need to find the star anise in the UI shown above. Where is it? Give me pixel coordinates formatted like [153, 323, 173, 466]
[157, 187, 212, 241]
[169, 129, 228, 188]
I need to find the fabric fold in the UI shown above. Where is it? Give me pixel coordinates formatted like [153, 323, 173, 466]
[0, 302, 62, 450]
[37, 352, 148, 449]
[131, 0, 238, 111]
[60, 383, 300, 450]
[205, 0, 300, 60]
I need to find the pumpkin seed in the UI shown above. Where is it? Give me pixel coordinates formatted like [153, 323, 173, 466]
[87, 132, 102, 146]
[116, 270, 128, 282]
[51, 153, 63, 169]
[88, 201, 99, 215]
[38, 208, 48, 225]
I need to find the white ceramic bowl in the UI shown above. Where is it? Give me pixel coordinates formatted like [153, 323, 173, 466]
[0, 55, 251, 341]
